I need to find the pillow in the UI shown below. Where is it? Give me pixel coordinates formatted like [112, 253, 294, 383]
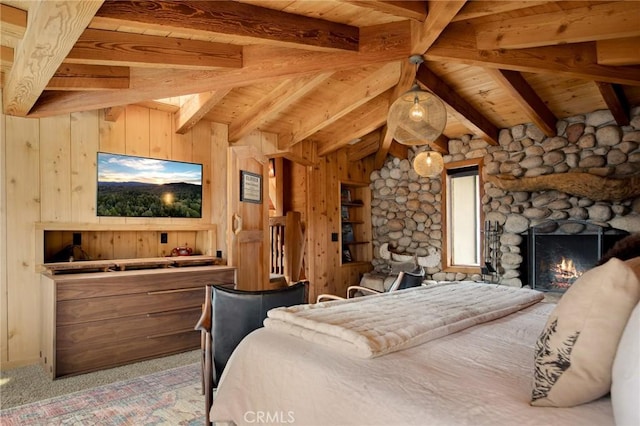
[612, 299, 640, 426]
[531, 257, 640, 407]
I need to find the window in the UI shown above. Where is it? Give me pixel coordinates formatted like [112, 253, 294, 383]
[442, 159, 483, 273]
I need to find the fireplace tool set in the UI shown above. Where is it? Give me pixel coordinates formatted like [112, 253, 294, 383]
[482, 220, 500, 281]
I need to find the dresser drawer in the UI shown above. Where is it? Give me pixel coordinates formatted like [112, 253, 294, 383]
[55, 267, 235, 300]
[56, 307, 201, 349]
[56, 286, 204, 325]
[56, 331, 200, 377]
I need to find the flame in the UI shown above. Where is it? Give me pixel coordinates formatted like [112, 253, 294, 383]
[552, 257, 580, 288]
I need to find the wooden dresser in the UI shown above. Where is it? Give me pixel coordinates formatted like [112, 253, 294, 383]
[40, 261, 235, 378]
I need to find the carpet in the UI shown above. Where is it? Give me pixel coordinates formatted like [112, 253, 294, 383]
[0, 363, 204, 425]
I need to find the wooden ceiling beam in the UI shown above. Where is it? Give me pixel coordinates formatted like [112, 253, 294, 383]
[387, 141, 409, 160]
[3, 0, 105, 116]
[597, 37, 640, 66]
[485, 68, 556, 137]
[452, 1, 551, 22]
[27, 20, 412, 117]
[278, 61, 401, 150]
[412, 0, 466, 55]
[429, 134, 449, 154]
[0, 4, 27, 48]
[315, 92, 391, 157]
[229, 72, 333, 143]
[426, 23, 640, 86]
[375, 58, 415, 168]
[341, 1, 427, 21]
[66, 29, 242, 70]
[94, 0, 358, 52]
[416, 63, 498, 145]
[1, 46, 13, 72]
[476, 2, 640, 50]
[46, 63, 130, 90]
[595, 82, 630, 126]
[174, 89, 232, 135]
[347, 130, 382, 162]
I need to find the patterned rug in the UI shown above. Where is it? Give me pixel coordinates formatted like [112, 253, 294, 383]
[0, 363, 204, 425]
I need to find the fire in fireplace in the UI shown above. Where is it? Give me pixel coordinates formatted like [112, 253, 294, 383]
[551, 257, 579, 289]
[521, 220, 629, 293]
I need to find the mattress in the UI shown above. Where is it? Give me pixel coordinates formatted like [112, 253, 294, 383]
[210, 302, 612, 426]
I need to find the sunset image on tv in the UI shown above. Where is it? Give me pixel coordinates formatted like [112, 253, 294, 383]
[97, 153, 202, 218]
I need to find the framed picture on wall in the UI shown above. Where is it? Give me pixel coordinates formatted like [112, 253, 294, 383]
[240, 170, 262, 203]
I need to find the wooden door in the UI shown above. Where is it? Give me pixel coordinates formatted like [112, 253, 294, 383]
[227, 146, 269, 291]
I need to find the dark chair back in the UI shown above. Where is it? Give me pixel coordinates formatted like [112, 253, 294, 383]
[392, 266, 426, 291]
[211, 281, 307, 383]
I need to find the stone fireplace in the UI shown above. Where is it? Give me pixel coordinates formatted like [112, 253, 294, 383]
[369, 108, 640, 285]
[520, 220, 629, 292]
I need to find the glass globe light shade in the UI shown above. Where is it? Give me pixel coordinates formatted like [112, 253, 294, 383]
[413, 151, 444, 177]
[387, 85, 447, 146]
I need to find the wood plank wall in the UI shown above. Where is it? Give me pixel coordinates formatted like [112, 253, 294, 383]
[0, 94, 374, 367]
[301, 147, 375, 302]
[0, 99, 224, 368]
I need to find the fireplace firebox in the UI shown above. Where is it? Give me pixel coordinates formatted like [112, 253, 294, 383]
[521, 220, 628, 292]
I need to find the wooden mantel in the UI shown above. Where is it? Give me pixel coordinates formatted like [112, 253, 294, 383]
[484, 172, 640, 201]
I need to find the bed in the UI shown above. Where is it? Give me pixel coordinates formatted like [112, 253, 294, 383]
[210, 259, 640, 426]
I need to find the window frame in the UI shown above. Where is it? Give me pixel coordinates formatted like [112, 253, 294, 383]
[441, 158, 485, 274]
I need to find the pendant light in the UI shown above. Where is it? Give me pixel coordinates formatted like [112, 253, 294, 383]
[413, 151, 444, 178]
[387, 55, 447, 146]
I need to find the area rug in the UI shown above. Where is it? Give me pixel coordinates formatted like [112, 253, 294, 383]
[0, 363, 204, 425]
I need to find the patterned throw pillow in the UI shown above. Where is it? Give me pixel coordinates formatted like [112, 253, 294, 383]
[531, 257, 640, 407]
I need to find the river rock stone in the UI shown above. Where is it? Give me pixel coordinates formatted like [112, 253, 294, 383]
[566, 123, 585, 143]
[520, 155, 543, 169]
[526, 125, 545, 142]
[586, 110, 614, 127]
[543, 150, 565, 166]
[504, 215, 529, 233]
[499, 129, 513, 146]
[607, 149, 627, 165]
[577, 134, 596, 149]
[525, 146, 545, 157]
[579, 155, 606, 168]
[587, 204, 613, 221]
[623, 131, 640, 143]
[542, 137, 568, 152]
[596, 125, 622, 146]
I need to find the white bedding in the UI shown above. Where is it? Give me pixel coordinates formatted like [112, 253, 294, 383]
[265, 282, 544, 358]
[211, 302, 613, 426]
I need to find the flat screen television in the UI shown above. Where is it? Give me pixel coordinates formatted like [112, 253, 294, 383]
[97, 152, 203, 218]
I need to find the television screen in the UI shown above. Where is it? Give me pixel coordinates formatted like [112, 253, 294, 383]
[97, 152, 203, 218]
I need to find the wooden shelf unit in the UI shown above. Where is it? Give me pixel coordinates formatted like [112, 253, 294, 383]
[340, 181, 372, 265]
[35, 222, 216, 271]
[40, 264, 235, 378]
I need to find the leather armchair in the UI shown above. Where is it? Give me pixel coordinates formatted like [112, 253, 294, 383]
[195, 281, 308, 424]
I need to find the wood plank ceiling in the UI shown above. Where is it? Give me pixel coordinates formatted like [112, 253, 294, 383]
[1, 0, 639, 165]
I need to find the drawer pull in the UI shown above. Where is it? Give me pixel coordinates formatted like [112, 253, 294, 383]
[147, 329, 194, 339]
[146, 306, 201, 317]
[147, 287, 202, 295]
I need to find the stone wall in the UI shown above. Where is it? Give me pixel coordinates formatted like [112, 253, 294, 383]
[370, 108, 640, 286]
